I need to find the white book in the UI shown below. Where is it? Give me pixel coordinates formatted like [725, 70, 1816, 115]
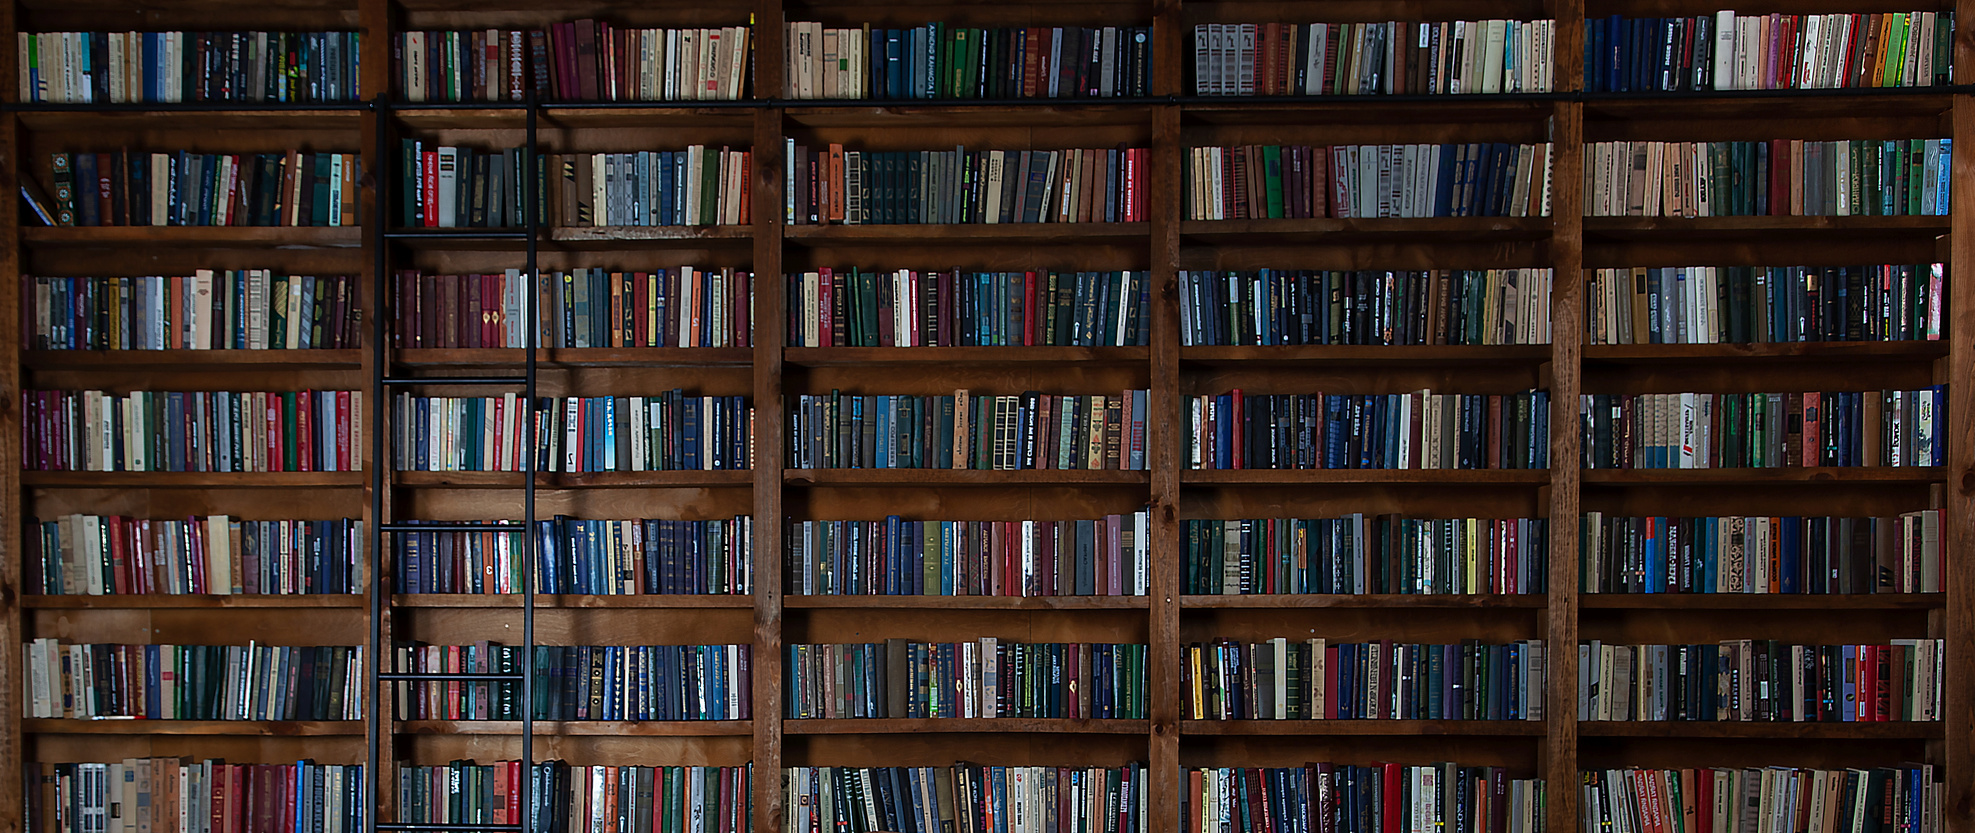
[1481, 20, 1506, 93]
[1711, 12, 1737, 89]
[435, 146, 459, 227]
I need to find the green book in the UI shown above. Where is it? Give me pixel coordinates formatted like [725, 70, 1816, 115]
[700, 150, 720, 224]
[1909, 139, 1924, 215]
[281, 392, 300, 471]
[1884, 14, 1908, 87]
[1263, 145, 1285, 218]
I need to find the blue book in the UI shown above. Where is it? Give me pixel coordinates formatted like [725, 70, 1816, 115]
[1645, 518, 1664, 593]
[1779, 517, 1802, 593]
[874, 396, 891, 468]
[683, 399, 701, 470]
[886, 30, 904, 99]
[1433, 145, 1457, 216]
[1840, 644, 1858, 720]
[1702, 517, 1719, 592]
[601, 396, 617, 471]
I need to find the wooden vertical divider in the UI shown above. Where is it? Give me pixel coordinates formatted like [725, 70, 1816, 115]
[751, 1, 789, 827]
[1943, 93, 1974, 833]
[1545, 97, 1585, 833]
[0, 0, 23, 824]
[1149, 3, 1186, 831]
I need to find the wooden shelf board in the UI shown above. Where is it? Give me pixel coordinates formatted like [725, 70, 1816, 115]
[1579, 722, 1942, 739]
[22, 471, 365, 488]
[1581, 467, 1944, 485]
[1584, 342, 1949, 363]
[24, 349, 364, 369]
[1582, 215, 1950, 237]
[20, 227, 363, 246]
[392, 348, 753, 368]
[782, 103, 1151, 128]
[786, 718, 1146, 735]
[783, 595, 1148, 610]
[17, 108, 364, 131]
[783, 223, 1149, 243]
[1183, 345, 1549, 365]
[1182, 720, 1545, 736]
[546, 225, 754, 243]
[1179, 217, 1552, 241]
[391, 471, 751, 488]
[784, 469, 1149, 486]
[1182, 469, 1549, 485]
[391, 594, 752, 609]
[395, 720, 752, 736]
[24, 595, 363, 609]
[786, 346, 1149, 366]
[1182, 594, 1544, 609]
[1579, 594, 1942, 610]
[23, 719, 361, 736]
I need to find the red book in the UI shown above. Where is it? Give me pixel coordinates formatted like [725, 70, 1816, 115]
[574, 20, 601, 101]
[1230, 388, 1244, 469]
[265, 392, 283, 473]
[335, 390, 351, 472]
[420, 151, 440, 227]
[1770, 139, 1790, 215]
[297, 390, 314, 472]
[1380, 763, 1402, 833]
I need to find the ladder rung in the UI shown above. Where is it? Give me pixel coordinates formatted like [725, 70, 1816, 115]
[380, 672, 527, 682]
[381, 523, 528, 533]
[381, 376, 527, 387]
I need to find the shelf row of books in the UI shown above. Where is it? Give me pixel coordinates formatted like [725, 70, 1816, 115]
[20, 31, 363, 103]
[391, 642, 749, 721]
[27, 272, 362, 351]
[791, 763, 1149, 833]
[1185, 517, 1547, 596]
[1579, 389, 1945, 469]
[786, 145, 1149, 226]
[787, 515, 1149, 598]
[1183, 764, 1546, 833]
[389, 393, 752, 473]
[21, 640, 364, 720]
[787, 390, 1149, 471]
[783, 24, 1151, 101]
[32, 761, 365, 833]
[15, 12, 1961, 106]
[1584, 264, 1943, 345]
[1192, 21, 1559, 96]
[1578, 639, 1943, 723]
[35, 151, 361, 228]
[27, 762, 1947, 833]
[392, 268, 754, 350]
[30, 515, 363, 596]
[399, 145, 753, 229]
[23, 262, 1947, 353]
[1180, 268, 1554, 347]
[786, 640, 1146, 720]
[1580, 765, 1939, 833]
[23, 389, 363, 473]
[1187, 390, 1551, 471]
[393, 517, 753, 596]
[1585, 139, 1951, 218]
[1579, 511, 1943, 595]
[1588, 12, 1952, 92]
[1187, 143, 1554, 220]
[1184, 638, 1547, 721]
[395, 25, 751, 104]
[786, 269, 1150, 348]
[397, 763, 751, 833]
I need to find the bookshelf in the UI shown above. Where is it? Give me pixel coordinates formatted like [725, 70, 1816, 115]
[2, 0, 1970, 830]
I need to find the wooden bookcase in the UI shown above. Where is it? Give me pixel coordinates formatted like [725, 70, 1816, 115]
[2, 0, 1971, 831]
